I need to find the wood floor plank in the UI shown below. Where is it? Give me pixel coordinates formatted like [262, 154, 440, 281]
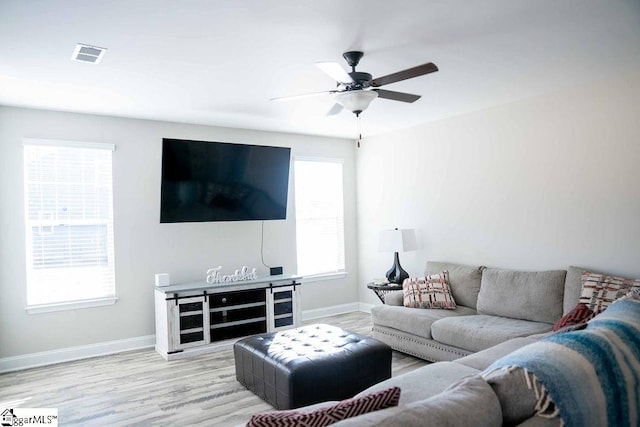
[0, 311, 428, 426]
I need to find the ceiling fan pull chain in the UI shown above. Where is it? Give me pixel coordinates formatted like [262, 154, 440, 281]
[357, 115, 362, 148]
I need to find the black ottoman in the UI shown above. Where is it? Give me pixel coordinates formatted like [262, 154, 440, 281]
[234, 324, 392, 410]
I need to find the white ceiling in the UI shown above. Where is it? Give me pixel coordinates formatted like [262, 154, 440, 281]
[1, 0, 640, 139]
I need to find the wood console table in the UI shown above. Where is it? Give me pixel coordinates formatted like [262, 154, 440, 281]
[154, 274, 302, 360]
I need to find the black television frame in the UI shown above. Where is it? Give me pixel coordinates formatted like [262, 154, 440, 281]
[160, 138, 291, 223]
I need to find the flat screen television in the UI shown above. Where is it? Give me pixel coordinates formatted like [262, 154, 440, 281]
[160, 138, 291, 223]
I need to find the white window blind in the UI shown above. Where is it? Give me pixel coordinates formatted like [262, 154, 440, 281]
[294, 159, 345, 276]
[23, 140, 116, 308]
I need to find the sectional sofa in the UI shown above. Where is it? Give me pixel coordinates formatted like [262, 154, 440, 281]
[371, 262, 584, 362]
[330, 293, 639, 426]
[244, 263, 639, 426]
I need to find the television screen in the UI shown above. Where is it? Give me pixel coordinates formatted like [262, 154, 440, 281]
[160, 138, 291, 223]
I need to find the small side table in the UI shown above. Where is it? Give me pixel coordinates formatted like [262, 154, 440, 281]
[367, 282, 403, 303]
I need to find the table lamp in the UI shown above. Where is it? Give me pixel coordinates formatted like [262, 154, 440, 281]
[378, 228, 417, 284]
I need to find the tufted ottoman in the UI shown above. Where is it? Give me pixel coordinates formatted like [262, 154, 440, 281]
[234, 324, 392, 410]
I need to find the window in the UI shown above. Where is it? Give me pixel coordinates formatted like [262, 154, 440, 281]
[294, 158, 345, 277]
[23, 139, 116, 311]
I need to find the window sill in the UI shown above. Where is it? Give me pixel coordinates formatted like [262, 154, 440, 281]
[301, 271, 348, 284]
[26, 297, 118, 314]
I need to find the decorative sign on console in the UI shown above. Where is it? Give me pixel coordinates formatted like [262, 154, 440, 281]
[206, 266, 258, 284]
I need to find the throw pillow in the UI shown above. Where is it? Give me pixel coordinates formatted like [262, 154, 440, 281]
[579, 271, 640, 314]
[403, 272, 457, 309]
[425, 262, 486, 310]
[552, 303, 594, 332]
[246, 386, 401, 427]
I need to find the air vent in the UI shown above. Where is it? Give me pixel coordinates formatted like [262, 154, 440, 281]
[71, 43, 107, 64]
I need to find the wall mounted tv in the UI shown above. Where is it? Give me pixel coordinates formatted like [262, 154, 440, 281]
[160, 138, 291, 223]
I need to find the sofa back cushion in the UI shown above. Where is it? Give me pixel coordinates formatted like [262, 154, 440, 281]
[425, 262, 485, 309]
[333, 375, 502, 427]
[563, 266, 588, 314]
[477, 269, 566, 324]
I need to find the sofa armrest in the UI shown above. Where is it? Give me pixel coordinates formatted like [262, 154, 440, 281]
[384, 290, 403, 306]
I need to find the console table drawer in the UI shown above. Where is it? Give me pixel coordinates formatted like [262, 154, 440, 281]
[209, 288, 265, 308]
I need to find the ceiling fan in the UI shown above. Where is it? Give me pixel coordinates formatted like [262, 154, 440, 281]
[272, 51, 438, 116]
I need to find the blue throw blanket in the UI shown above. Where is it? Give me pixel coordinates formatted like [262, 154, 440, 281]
[486, 299, 640, 426]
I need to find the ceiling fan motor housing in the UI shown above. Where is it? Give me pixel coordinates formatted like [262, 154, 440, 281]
[346, 71, 372, 89]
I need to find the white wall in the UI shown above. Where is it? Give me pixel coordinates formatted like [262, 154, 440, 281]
[4, 71, 639, 361]
[357, 72, 640, 305]
[0, 107, 359, 358]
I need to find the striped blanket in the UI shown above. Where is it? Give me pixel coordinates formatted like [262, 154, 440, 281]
[486, 298, 640, 426]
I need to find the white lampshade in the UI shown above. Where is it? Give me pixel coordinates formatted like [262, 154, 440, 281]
[335, 90, 378, 114]
[378, 228, 417, 253]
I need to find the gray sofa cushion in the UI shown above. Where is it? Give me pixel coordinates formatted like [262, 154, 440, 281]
[477, 269, 566, 324]
[426, 261, 485, 309]
[383, 290, 403, 306]
[334, 375, 502, 427]
[284, 362, 480, 425]
[371, 304, 476, 340]
[454, 337, 538, 371]
[431, 315, 553, 353]
[353, 361, 480, 405]
[563, 266, 586, 314]
[483, 367, 561, 426]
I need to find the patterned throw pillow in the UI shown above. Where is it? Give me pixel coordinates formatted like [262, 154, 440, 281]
[552, 303, 594, 332]
[246, 386, 401, 427]
[403, 272, 457, 309]
[579, 272, 640, 314]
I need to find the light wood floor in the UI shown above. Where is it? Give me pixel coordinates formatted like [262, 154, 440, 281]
[0, 311, 428, 426]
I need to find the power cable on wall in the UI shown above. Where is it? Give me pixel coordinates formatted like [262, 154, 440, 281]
[261, 221, 271, 269]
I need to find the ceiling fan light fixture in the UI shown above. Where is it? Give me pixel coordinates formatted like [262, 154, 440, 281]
[335, 90, 378, 116]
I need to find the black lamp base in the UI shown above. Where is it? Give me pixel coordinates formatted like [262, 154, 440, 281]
[385, 252, 409, 285]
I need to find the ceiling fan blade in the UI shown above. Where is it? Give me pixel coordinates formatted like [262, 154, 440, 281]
[271, 90, 338, 102]
[371, 62, 438, 87]
[316, 62, 354, 84]
[326, 103, 344, 116]
[373, 89, 421, 103]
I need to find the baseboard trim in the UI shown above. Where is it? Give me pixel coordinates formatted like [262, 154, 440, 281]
[358, 302, 375, 313]
[0, 335, 156, 373]
[2, 303, 371, 373]
[301, 302, 362, 321]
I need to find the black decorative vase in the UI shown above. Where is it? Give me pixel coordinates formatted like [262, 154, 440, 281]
[385, 252, 409, 285]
